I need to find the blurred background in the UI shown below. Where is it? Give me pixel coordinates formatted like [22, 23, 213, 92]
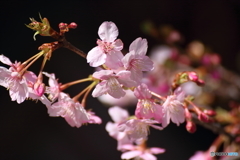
[1, 0, 240, 159]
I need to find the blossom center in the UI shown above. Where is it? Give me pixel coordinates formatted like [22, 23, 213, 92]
[97, 40, 114, 53]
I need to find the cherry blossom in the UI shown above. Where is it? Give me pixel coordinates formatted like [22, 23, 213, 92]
[49, 92, 89, 128]
[121, 144, 165, 160]
[162, 87, 185, 128]
[105, 106, 132, 151]
[118, 118, 162, 142]
[87, 21, 124, 69]
[25, 71, 51, 107]
[134, 83, 163, 123]
[0, 55, 32, 103]
[42, 72, 61, 101]
[122, 38, 154, 84]
[92, 70, 136, 99]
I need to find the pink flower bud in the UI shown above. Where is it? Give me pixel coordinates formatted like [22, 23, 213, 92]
[59, 22, 68, 30]
[68, 22, 77, 29]
[186, 121, 196, 133]
[198, 112, 211, 123]
[196, 79, 205, 86]
[203, 110, 216, 116]
[33, 81, 45, 97]
[184, 108, 192, 120]
[188, 72, 198, 81]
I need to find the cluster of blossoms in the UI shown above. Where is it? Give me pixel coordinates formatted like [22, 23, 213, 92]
[1, 16, 240, 160]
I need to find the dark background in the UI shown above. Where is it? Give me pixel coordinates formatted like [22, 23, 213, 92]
[1, 0, 240, 160]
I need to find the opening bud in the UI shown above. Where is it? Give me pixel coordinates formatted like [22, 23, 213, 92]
[59, 22, 68, 30]
[33, 78, 45, 97]
[198, 112, 211, 123]
[68, 22, 77, 29]
[186, 121, 196, 133]
[203, 110, 216, 117]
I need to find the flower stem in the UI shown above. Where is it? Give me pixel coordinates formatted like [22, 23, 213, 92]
[60, 77, 93, 91]
[149, 91, 166, 101]
[81, 82, 96, 107]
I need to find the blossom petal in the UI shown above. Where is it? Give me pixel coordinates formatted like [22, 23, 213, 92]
[107, 78, 125, 98]
[0, 55, 12, 65]
[98, 21, 118, 42]
[121, 150, 141, 160]
[87, 46, 106, 67]
[105, 51, 124, 69]
[140, 153, 157, 160]
[129, 37, 148, 56]
[149, 147, 165, 154]
[108, 106, 129, 123]
[0, 67, 11, 87]
[92, 81, 108, 97]
[113, 39, 123, 51]
[117, 70, 137, 87]
[92, 70, 113, 80]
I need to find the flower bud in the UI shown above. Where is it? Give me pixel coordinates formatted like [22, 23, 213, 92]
[68, 22, 77, 29]
[198, 112, 211, 123]
[33, 81, 45, 97]
[186, 121, 196, 133]
[203, 110, 216, 116]
[188, 72, 198, 81]
[59, 22, 68, 30]
[184, 108, 192, 120]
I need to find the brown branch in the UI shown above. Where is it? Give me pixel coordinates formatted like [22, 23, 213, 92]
[49, 28, 87, 58]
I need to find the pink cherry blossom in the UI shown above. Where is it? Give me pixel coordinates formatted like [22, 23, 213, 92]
[25, 71, 51, 107]
[87, 21, 124, 69]
[122, 38, 154, 84]
[92, 70, 136, 99]
[134, 83, 163, 123]
[0, 55, 31, 103]
[42, 72, 61, 101]
[189, 151, 213, 160]
[49, 92, 89, 128]
[118, 118, 162, 142]
[105, 106, 132, 151]
[121, 144, 165, 160]
[162, 87, 185, 128]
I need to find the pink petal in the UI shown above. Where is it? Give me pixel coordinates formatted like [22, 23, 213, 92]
[98, 21, 118, 42]
[0, 55, 12, 65]
[0, 67, 11, 87]
[139, 56, 154, 71]
[129, 37, 148, 56]
[87, 46, 106, 67]
[120, 144, 135, 151]
[92, 81, 108, 97]
[140, 153, 157, 160]
[117, 70, 137, 87]
[149, 147, 165, 154]
[108, 106, 129, 123]
[92, 70, 113, 80]
[134, 83, 152, 99]
[42, 72, 57, 87]
[122, 51, 135, 69]
[113, 39, 123, 51]
[162, 109, 171, 128]
[121, 150, 142, 160]
[105, 122, 118, 138]
[24, 71, 37, 83]
[107, 78, 125, 98]
[105, 51, 124, 69]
